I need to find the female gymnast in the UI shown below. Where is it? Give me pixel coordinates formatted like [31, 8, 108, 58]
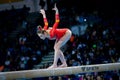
[37, 3, 72, 69]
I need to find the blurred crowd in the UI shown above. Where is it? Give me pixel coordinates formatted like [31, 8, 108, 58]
[0, 0, 120, 80]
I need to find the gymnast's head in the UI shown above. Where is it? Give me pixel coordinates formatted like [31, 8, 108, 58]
[37, 25, 46, 40]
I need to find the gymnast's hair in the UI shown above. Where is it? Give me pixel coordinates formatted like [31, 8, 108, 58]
[37, 25, 46, 34]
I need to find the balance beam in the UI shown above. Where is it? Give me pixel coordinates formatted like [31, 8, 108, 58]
[0, 63, 120, 80]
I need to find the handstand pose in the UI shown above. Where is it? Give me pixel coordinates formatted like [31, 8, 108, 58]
[37, 3, 72, 69]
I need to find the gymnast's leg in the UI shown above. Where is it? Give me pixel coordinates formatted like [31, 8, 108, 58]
[47, 40, 61, 69]
[48, 41, 67, 69]
[58, 30, 72, 68]
[48, 29, 72, 69]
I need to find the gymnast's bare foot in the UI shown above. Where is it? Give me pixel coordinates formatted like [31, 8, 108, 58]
[47, 64, 57, 69]
[58, 63, 67, 68]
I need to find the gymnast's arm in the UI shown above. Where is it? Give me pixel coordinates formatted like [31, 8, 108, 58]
[40, 9, 48, 30]
[52, 3, 60, 29]
[49, 3, 60, 38]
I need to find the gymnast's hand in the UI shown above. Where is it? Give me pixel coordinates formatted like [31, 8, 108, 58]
[52, 3, 58, 11]
[40, 9, 45, 15]
[40, 9, 46, 18]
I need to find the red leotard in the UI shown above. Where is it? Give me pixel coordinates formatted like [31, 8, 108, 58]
[43, 14, 68, 40]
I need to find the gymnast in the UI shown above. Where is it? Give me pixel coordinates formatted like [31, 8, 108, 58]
[37, 3, 72, 69]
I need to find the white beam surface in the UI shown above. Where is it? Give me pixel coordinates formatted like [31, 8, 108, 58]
[0, 63, 120, 80]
